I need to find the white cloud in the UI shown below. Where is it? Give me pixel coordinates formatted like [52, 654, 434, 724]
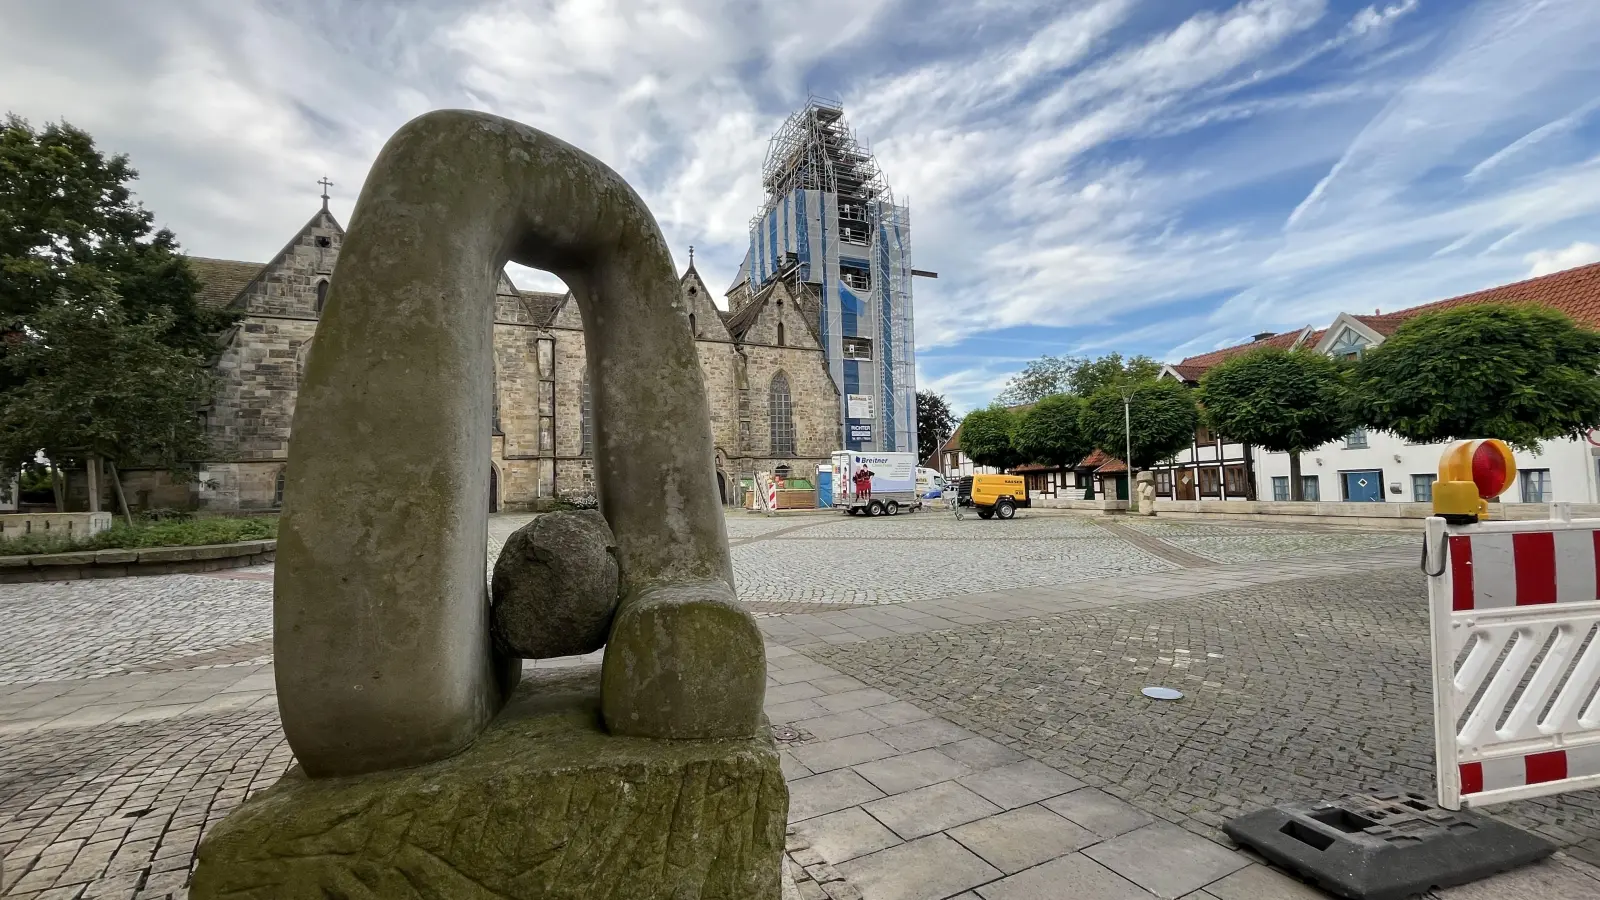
[1526, 242, 1600, 277]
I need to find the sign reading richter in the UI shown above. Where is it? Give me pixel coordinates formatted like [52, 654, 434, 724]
[847, 393, 873, 420]
[848, 423, 873, 444]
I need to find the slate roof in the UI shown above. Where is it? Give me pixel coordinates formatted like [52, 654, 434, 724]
[1170, 259, 1600, 379]
[186, 258, 262, 309]
[519, 291, 566, 326]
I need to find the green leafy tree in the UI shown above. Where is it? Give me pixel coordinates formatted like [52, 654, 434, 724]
[1068, 353, 1162, 397]
[959, 405, 1023, 471]
[1347, 304, 1600, 451]
[1013, 394, 1091, 470]
[0, 115, 230, 365]
[995, 355, 1076, 405]
[1198, 349, 1350, 501]
[1080, 378, 1198, 470]
[0, 291, 216, 517]
[916, 390, 957, 459]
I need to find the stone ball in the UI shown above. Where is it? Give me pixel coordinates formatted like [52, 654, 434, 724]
[491, 510, 620, 660]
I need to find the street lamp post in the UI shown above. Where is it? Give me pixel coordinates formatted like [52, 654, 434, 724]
[1121, 389, 1135, 511]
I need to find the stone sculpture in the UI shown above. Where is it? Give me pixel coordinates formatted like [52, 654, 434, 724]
[491, 511, 620, 659]
[191, 110, 786, 900]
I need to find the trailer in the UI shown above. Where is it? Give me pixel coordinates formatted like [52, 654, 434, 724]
[831, 451, 921, 517]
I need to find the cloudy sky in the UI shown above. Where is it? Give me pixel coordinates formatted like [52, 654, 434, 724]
[5, 0, 1600, 410]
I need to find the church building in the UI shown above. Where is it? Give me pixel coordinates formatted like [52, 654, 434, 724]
[124, 192, 842, 513]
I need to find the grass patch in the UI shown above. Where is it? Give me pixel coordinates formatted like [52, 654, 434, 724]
[0, 516, 278, 557]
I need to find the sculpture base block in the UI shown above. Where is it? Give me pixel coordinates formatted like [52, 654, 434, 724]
[191, 666, 788, 900]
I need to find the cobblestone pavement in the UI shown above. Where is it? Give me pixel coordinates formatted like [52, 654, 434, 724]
[805, 568, 1600, 867]
[0, 578, 272, 686]
[1116, 518, 1415, 563]
[5, 513, 1597, 899]
[733, 514, 1176, 606]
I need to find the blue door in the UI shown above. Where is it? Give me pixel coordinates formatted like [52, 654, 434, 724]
[1343, 470, 1384, 502]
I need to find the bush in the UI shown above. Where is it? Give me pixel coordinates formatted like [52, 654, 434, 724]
[0, 516, 278, 556]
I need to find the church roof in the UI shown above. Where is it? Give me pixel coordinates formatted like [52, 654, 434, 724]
[520, 291, 566, 326]
[186, 258, 262, 309]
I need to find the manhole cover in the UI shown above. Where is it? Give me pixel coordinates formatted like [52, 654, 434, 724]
[771, 725, 799, 742]
[1142, 686, 1184, 700]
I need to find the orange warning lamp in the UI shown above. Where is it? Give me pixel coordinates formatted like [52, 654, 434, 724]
[1433, 439, 1516, 524]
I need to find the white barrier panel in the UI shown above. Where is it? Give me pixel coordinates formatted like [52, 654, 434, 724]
[1426, 503, 1600, 809]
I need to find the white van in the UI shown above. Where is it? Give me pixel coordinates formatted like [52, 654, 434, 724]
[916, 467, 948, 499]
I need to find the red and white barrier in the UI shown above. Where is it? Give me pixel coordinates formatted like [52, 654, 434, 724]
[1426, 503, 1600, 809]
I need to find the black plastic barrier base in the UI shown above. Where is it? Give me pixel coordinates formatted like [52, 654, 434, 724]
[1223, 789, 1554, 900]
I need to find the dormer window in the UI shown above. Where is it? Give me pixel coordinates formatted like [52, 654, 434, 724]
[1329, 328, 1367, 360]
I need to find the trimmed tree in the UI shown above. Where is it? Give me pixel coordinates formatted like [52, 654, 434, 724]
[995, 355, 1076, 405]
[1068, 353, 1162, 397]
[959, 405, 1023, 471]
[1013, 394, 1091, 471]
[916, 390, 957, 460]
[1197, 348, 1350, 501]
[0, 291, 216, 518]
[1347, 304, 1600, 451]
[1081, 378, 1199, 471]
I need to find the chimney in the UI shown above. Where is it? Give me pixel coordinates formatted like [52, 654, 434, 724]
[1252, 331, 1275, 342]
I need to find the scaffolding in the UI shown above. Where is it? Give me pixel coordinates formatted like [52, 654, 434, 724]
[755, 97, 892, 228]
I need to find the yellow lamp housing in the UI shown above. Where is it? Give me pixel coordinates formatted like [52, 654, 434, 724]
[1432, 439, 1517, 524]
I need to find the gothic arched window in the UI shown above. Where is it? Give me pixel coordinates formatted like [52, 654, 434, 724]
[777, 322, 786, 347]
[315, 279, 329, 314]
[580, 374, 593, 458]
[689, 313, 697, 336]
[769, 372, 795, 456]
[274, 468, 286, 507]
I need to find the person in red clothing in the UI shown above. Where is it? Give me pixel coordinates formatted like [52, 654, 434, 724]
[855, 465, 876, 503]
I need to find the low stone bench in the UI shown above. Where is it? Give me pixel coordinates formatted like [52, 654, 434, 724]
[0, 540, 276, 583]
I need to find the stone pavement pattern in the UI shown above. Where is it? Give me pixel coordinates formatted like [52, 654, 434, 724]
[3, 510, 1598, 899]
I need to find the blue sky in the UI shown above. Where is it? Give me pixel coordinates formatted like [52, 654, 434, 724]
[4, 0, 1600, 412]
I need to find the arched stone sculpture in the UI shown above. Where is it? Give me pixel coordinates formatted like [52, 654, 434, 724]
[276, 110, 767, 778]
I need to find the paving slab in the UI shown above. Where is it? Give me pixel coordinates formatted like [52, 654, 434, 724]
[946, 803, 1098, 874]
[1042, 788, 1157, 838]
[789, 769, 888, 822]
[872, 718, 978, 753]
[795, 709, 888, 741]
[1083, 823, 1251, 899]
[862, 781, 1002, 841]
[858, 701, 934, 726]
[836, 833, 1002, 900]
[975, 852, 1151, 900]
[1199, 863, 1326, 899]
[852, 748, 973, 795]
[792, 734, 901, 773]
[938, 737, 1027, 770]
[955, 759, 1084, 810]
[793, 806, 904, 865]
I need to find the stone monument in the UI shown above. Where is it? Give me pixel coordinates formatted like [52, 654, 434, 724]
[190, 110, 786, 899]
[1135, 470, 1157, 516]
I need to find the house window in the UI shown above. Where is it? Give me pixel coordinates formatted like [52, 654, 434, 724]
[777, 322, 786, 347]
[1155, 470, 1173, 496]
[1198, 467, 1221, 496]
[1330, 328, 1367, 360]
[1195, 423, 1213, 445]
[1412, 474, 1434, 503]
[1521, 469, 1551, 503]
[1300, 475, 1321, 501]
[1272, 476, 1289, 501]
[1224, 465, 1249, 497]
[580, 376, 593, 458]
[274, 469, 286, 507]
[1345, 428, 1368, 449]
[769, 372, 795, 455]
[842, 336, 874, 361]
[316, 279, 329, 314]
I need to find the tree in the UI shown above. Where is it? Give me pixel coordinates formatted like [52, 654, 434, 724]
[0, 291, 216, 517]
[959, 405, 1023, 471]
[995, 355, 1076, 405]
[1068, 353, 1162, 397]
[1198, 348, 1350, 501]
[1080, 379, 1198, 470]
[1347, 304, 1600, 451]
[0, 116, 230, 364]
[1013, 394, 1091, 471]
[916, 390, 957, 459]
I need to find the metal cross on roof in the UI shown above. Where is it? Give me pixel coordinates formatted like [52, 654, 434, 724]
[318, 177, 334, 210]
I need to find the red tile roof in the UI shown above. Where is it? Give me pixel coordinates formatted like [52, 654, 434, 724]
[1172, 259, 1600, 376]
[1094, 458, 1128, 474]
